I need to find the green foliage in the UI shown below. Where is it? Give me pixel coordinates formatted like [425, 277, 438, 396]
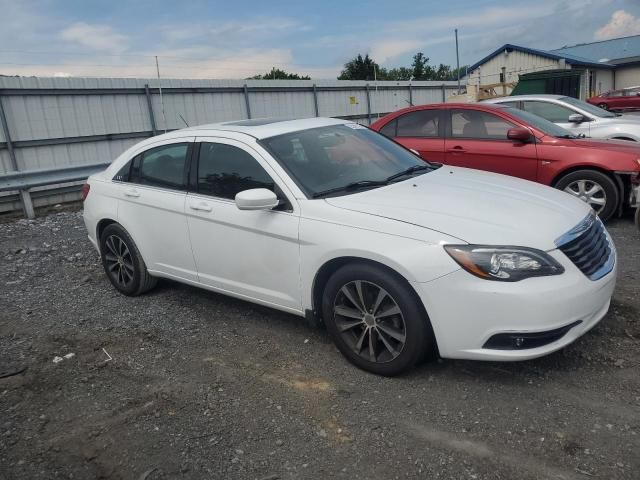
[385, 67, 413, 81]
[338, 54, 380, 81]
[338, 52, 467, 82]
[249, 68, 310, 80]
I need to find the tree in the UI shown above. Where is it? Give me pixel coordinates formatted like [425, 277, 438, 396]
[411, 52, 428, 80]
[248, 67, 310, 80]
[385, 67, 413, 81]
[337, 51, 467, 82]
[338, 54, 382, 81]
[450, 65, 468, 82]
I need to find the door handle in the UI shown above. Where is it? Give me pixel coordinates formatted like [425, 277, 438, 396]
[189, 201, 212, 212]
[123, 188, 140, 198]
[447, 146, 466, 153]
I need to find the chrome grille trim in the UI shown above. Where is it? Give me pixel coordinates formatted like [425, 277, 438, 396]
[556, 212, 615, 281]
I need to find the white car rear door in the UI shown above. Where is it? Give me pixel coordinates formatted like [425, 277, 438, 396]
[116, 137, 199, 282]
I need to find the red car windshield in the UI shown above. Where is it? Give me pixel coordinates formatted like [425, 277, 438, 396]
[502, 107, 578, 139]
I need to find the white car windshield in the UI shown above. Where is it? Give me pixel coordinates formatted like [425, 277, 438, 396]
[504, 107, 579, 138]
[261, 124, 435, 198]
[561, 96, 617, 118]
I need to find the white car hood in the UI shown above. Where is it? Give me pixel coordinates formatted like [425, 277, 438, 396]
[597, 115, 640, 128]
[325, 166, 591, 250]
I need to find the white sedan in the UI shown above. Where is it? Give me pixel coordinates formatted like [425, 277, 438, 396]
[83, 118, 617, 375]
[485, 94, 640, 141]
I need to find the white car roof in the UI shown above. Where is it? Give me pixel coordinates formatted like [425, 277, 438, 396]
[484, 94, 566, 103]
[162, 116, 350, 141]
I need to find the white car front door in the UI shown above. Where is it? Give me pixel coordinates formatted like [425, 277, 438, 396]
[185, 138, 302, 312]
[115, 138, 199, 282]
[521, 100, 591, 137]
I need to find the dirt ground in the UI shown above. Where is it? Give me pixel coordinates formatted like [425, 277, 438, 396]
[0, 210, 638, 480]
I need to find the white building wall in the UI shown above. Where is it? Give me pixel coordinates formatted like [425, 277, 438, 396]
[615, 66, 640, 89]
[467, 50, 563, 93]
[593, 70, 614, 95]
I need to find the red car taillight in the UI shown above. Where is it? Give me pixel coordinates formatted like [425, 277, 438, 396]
[81, 183, 90, 201]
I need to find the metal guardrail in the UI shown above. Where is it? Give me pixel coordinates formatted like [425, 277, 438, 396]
[0, 162, 109, 218]
[0, 80, 459, 218]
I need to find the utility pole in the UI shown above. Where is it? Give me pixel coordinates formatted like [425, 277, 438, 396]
[455, 29, 461, 94]
[155, 56, 167, 133]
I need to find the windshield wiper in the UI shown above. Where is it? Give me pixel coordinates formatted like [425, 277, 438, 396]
[312, 180, 389, 198]
[385, 164, 430, 183]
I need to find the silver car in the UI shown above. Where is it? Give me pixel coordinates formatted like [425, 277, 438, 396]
[484, 94, 640, 142]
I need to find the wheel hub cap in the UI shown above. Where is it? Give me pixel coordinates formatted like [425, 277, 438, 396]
[564, 179, 607, 213]
[333, 280, 406, 364]
[363, 314, 375, 327]
[104, 235, 135, 288]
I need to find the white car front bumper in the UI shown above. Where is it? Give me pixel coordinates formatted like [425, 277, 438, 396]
[412, 247, 617, 361]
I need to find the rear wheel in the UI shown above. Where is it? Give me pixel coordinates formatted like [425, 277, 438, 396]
[100, 224, 157, 296]
[555, 170, 619, 222]
[322, 263, 435, 376]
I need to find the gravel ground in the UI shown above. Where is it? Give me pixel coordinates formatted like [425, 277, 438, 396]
[0, 210, 638, 480]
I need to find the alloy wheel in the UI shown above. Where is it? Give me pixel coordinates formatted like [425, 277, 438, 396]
[563, 179, 607, 213]
[104, 234, 135, 288]
[333, 280, 406, 363]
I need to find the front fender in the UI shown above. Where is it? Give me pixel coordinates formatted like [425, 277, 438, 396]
[299, 217, 460, 310]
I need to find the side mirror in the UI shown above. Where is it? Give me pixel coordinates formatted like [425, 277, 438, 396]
[507, 128, 531, 142]
[568, 113, 584, 123]
[235, 188, 279, 211]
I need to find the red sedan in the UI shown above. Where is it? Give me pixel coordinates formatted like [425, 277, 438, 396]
[587, 87, 640, 111]
[370, 103, 640, 221]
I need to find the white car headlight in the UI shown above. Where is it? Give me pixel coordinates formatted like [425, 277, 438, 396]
[444, 245, 565, 282]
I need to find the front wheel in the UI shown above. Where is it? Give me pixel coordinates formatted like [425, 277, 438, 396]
[598, 103, 609, 110]
[322, 263, 436, 376]
[555, 170, 619, 222]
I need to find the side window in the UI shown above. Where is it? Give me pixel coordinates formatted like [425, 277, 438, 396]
[451, 109, 515, 140]
[522, 101, 574, 123]
[130, 144, 189, 190]
[113, 156, 138, 182]
[396, 110, 440, 137]
[497, 101, 519, 108]
[197, 143, 275, 200]
[379, 119, 397, 137]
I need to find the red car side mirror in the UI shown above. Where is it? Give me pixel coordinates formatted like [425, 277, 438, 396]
[507, 128, 531, 142]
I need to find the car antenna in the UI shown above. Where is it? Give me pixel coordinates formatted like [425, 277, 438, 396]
[179, 114, 189, 128]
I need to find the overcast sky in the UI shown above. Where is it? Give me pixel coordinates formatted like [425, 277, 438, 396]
[1, 0, 639, 79]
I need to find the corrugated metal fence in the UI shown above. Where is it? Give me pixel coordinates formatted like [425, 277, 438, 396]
[0, 77, 459, 215]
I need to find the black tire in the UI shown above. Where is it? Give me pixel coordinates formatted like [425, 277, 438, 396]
[99, 224, 157, 296]
[321, 263, 436, 376]
[555, 170, 619, 222]
[598, 103, 608, 110]
[635, 207, 640, 232]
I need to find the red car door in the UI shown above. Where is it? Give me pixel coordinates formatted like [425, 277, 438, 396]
[444, 108, 539, 181]
[378, 109, 446, 162]
[624, 90, 640, 110]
